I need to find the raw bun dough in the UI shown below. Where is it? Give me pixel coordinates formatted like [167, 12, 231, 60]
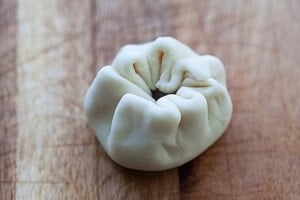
[84, 37, 232, 171]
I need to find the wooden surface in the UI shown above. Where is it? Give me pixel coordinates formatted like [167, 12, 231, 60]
[1, 0, 299, 199]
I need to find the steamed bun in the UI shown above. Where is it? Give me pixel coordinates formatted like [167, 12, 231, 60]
[84, 37, 232, 171]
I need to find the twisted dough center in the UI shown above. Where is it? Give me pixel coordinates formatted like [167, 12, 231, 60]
[111, 37, 226, 102]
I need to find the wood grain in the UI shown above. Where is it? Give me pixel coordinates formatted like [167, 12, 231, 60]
[0, 0, 17, 199]
[17, 0, 98, 199]
[1, 0, 299, 199]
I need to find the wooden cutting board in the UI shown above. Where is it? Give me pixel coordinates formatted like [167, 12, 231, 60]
[1, 0, 299, 199]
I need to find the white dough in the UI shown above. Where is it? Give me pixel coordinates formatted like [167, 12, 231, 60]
[84, 37, 232, 171]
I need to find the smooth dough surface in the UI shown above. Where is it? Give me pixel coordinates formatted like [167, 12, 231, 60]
[84, 37, 233, 171]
